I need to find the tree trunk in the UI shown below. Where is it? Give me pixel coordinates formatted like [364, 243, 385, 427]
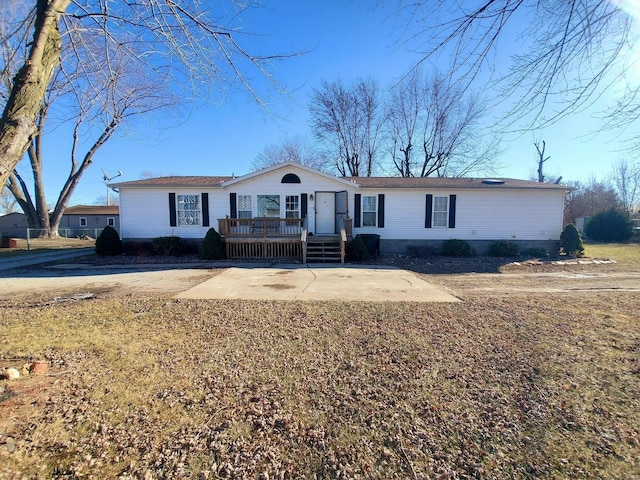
[0, 0, 70, 190]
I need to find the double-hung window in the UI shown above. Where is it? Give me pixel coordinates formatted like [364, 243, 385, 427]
[238, 195, 252, 218]
[79, 217, 87, 227]
[177, 194, 201, 226]
[362, 195, 377, 227]
[433, 196, 448, 227]
[285, 195, 300, 218]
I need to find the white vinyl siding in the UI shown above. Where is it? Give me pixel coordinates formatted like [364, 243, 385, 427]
[362, 195, 377, 227]
[228, 168, 353, 234]
[177, 194, 201, 226]
[433, 196, 448, 227]
[116, 164, 566, 243]
[238, 195, 252, 218]
[351, 189, 565, 240]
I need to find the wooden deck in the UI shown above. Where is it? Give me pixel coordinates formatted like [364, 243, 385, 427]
[218, 218, 347, 263]
[224, 236, 304, 260]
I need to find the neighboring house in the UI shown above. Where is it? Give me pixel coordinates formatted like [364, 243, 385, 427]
[58, 205, 120, 237]
[0, 205, 119, 238]
[113, 162, 570, 261]
[0, 212, 30, 238]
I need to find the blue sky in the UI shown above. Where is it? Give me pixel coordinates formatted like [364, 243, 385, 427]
[16, 1, 639, 206]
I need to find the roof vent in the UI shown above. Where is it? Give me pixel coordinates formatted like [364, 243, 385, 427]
[481, 179, 505, 185]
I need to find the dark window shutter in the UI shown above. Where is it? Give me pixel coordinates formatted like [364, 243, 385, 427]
[169, 193, 177, 227]
[230, 193, 237, 218]
[377, 194, 385, 228]
[301, 193, 308, 219]
[202, 193, 209, 227]
[354, 194, 361, 228]
[425, 194, 433, 228]
[448, 194, 456, 229]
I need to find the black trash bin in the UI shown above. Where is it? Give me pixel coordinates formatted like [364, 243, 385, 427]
[360, 234, 380, 258]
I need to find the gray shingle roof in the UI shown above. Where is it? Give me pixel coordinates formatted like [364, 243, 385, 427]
[350, 177, 570, 190]
[112, 176, 232, 188]
[113, 174, 570, 190]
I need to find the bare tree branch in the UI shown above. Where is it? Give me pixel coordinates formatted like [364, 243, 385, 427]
[0, 1, 300, 190]
[397, 1, 635, 133]
[385, 68, 502, 177]
[310, 78, 383, 177]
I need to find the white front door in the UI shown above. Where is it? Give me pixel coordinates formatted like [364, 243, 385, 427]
[315, 192, 335, 234]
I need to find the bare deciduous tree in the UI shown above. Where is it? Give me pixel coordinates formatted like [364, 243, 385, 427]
[564, 179, 621, 226]
[252, 134, 329, 171]
[611, 158, 640, 214]
[399, 1, 636, 132]
[385, 68, 501, 177]
[0, 185, 17, 214]
[310, 78, 383, 177]
[534, 139, 550, 183]
[0, 1, 294, 191]
[3, 23, 177, 236]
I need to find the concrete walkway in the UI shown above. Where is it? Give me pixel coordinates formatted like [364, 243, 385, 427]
[0, 248, 95, 273]
[176, 264, 460, 302]
[0, 253, 459, 302]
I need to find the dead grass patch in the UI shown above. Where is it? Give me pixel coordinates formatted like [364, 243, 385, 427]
[584, 243, 640, 270]
[1, 293, 639, 478]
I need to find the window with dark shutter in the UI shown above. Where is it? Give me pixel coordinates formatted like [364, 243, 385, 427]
[202, 192, 210, 227]
[448, 194, 456, 229]
[425, 194, 433, 228]
[230, 193, 237, 218]
[301, 193, 308, 219]
[354, 194, 361, 228]
[169, 193, 177, 227]
[377, 194, 385, 228]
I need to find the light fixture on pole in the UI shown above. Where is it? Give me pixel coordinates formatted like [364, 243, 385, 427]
[102, 168, 123, 206]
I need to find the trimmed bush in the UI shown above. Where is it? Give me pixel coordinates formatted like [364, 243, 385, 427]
[123, 241, 153, 256]
[152, 236, 183, 255]
[523, 247, 550, 258]
[95, 226, 123, 256]
[442, 239, 472, 257]
[560, 223, 584, 257]
[346, 234, 371, 262]
[488, 240, 520, 257]
[585, 209, 633, 242]
[199, 228, 225, 260]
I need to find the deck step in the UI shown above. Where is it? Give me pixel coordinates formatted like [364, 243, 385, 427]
[306, 240, 342, 263]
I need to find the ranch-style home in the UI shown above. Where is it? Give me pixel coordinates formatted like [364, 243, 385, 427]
[113, 162, 570, 262]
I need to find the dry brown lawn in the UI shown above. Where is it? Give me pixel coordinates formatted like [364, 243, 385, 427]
[1, 284, 639, 478]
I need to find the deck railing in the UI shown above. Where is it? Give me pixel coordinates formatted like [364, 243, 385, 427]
[218, 217, 304, 237]
[301, 217, 308, 264]
[338, 217, 347, 264]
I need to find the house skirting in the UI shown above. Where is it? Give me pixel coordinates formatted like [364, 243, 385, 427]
[379, 239, 560, 256]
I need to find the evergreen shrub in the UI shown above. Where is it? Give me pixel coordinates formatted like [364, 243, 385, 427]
[95, 226, 123, 256]
[199, 228, 225, 260]
[442, 239, 472, 257]
[488, 240, 520, 257]
[585, 209, 633, 242]
[152, 236, 183, 255]
[560, 224, 584, 256]
[346, 234, 371, 262]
